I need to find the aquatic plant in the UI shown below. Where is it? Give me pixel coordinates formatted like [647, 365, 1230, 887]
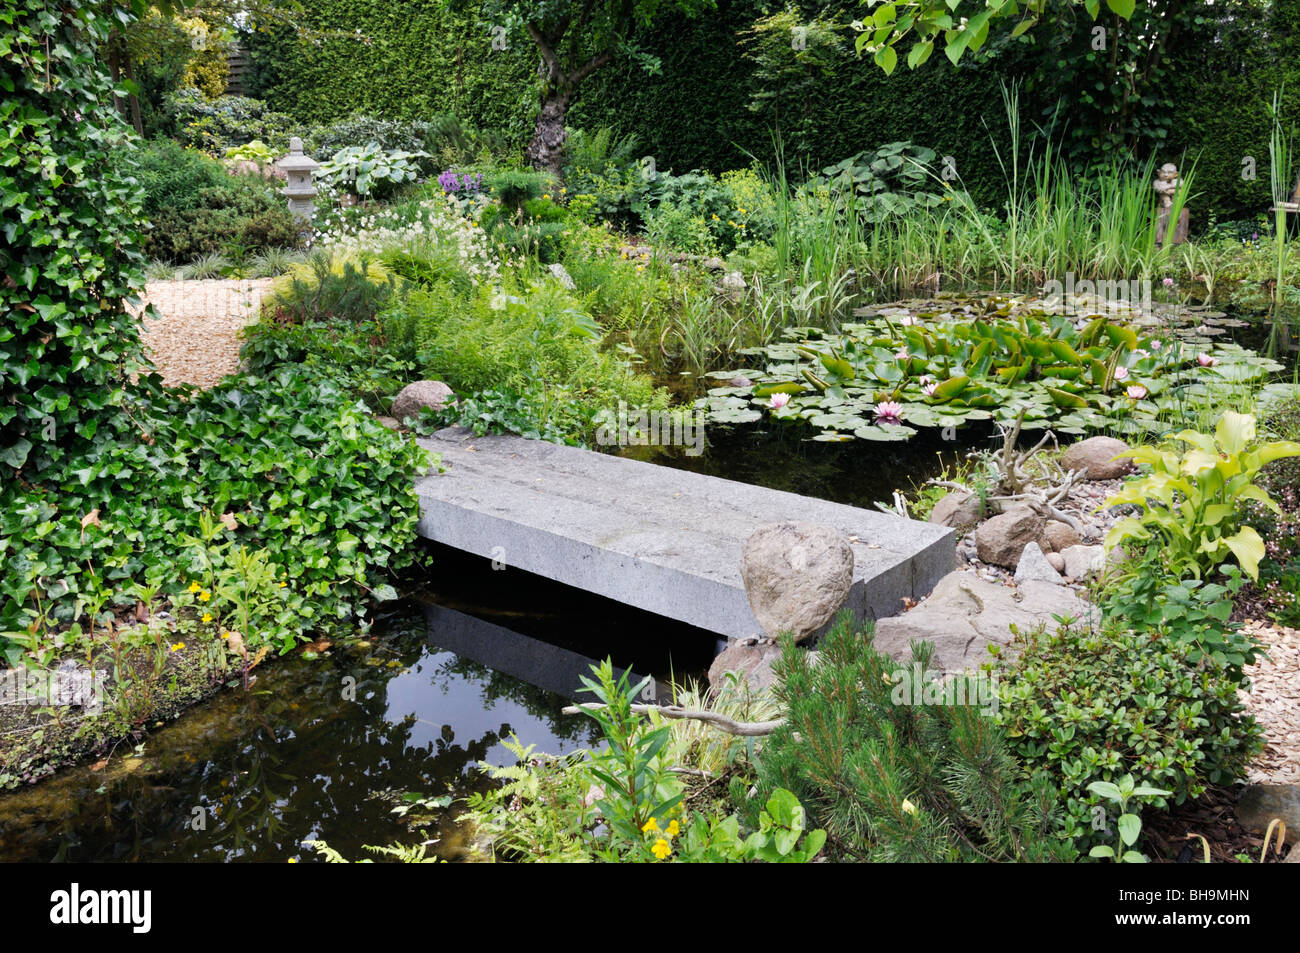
[699, 295, 1282, 442]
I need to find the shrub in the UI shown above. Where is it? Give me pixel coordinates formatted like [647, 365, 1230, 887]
[163, 87, 298, 156]
[131, 138, 301, 262]
[994, 620, 1263, 854]
[743, 615, 1074, 862]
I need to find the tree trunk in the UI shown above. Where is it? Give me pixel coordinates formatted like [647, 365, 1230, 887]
[526, 88, 573, 178]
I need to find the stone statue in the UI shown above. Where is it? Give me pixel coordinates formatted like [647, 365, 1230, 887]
[1153, 162, 1189, 247]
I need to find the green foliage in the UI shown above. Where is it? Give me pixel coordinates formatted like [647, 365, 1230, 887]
[745, 614, 1073, 862]
[0, 366, 430, 659]
[1086, 776, 1171, 864]
[316, 144, 430, 200]
[995, 619, 1263, 854]
[308, 113, 493, 172]
[246, 1, 538, 151]
[132, 138, 302, 262]
[808, 141, 947, 221]
[388, 276, 666, 442]
[1104, 411, 1300, 580]
[1, 0, 152, 479]
[413, 387, 590, 446]
[703, 296, 1279, 442]
[162, 86, 298, 156]
[463, 662, 824, 863]
[1103, 563, 1262, 687]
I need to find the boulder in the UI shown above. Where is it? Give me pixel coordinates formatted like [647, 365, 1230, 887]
[1236, 784, 1300, 845]
[1043, 520, 1082, 552]
[708, 639, 783, 694]
[740, 522, 854, 642]
[376, 415, 401, 431]
[1060, 544, 1106, 580]
[1014, 542, 1064, 585]
[391, 380, 455, 423]
[1046, 551, 1066, 573]
[1060, 436, 1134, 481]
[975, 505, 1046, 569]
[930, 490, 984, 529]
[872, 570, 1090, 674]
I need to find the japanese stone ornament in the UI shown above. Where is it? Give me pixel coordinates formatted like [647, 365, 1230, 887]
[277, 137, 319, 221]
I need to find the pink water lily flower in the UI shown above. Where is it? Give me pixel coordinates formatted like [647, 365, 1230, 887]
[922, 382, 938, 397]
[1113, 366, 1129, 380]
[1151, 340, 1163, 351]
[1197, 353, 1218, 367]
[1126, 384, 1148, 399]
[874, 401, 904, 424]
[769, 392, 791, 409]
[918, 374, 935, 385]
[895, 348, 910, 361]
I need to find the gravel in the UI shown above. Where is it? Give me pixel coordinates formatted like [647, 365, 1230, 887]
[133, 278, 273, 389]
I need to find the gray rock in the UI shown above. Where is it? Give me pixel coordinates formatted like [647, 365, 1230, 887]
[1060, 436, 1134, 481]
[1236, 784, 1300, 845]
[1046, 551, 1066, 573]
[741, 522, 854, 642]
[376, 415, 401, 431]
[708, 639, 783, 694]
[975, 505, 1046, 570]
[872, 570, 1090, 674]
[1060, 544, 1106, 580]
[930, 490, 984, 529]
[1014, 542, 1064, 585]
[720, 270, 747, 293]
[392, 380, 455, 422]
[701, 257, 726, 271]
[1043, 520, 1082, 552]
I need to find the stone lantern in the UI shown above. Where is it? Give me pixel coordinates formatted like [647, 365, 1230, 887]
[276, 137, 319, 221]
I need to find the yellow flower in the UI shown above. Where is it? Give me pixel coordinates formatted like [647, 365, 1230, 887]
[188, 582, 200, 594]
[199, 590, 211, 602]
[711, 213, 719, 221]
[902, 797, 917, 815]
[738, 207, 747, 214]
[641, 817, 659, 833]
[202, 612, 213, 623]
[170, 642, 185, 652]
[651, 838, 671, 860]
[278, 581, 287, 588]
[666, 819, 680, 837]
[287, 857, 298, 864]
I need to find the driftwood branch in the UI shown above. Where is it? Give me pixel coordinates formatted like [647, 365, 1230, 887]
[562, 703, 785, 737]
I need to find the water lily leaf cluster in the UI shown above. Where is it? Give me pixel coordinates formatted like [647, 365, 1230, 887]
[700, 298, 1282, 442]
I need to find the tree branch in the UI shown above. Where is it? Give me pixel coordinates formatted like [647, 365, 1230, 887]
[562, 702, 785, 736]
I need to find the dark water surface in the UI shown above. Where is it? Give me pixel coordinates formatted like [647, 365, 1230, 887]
[0, 546, 719, 863]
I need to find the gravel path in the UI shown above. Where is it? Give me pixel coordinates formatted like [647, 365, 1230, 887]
[1242, 619, 1300, 785]
[135, 279, 273, 389]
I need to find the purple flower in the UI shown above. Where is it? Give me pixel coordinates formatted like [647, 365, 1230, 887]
[1162, 277, 1174, 288]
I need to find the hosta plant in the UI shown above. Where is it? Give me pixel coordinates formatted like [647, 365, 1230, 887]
[1103, 411, 1300, 580]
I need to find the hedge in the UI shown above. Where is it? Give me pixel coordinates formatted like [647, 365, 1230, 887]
[247, 0, 1300, 222]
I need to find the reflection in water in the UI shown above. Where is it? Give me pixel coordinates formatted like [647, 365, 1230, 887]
[0, 606, 603, 863]
[0, 549, 721, 863]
